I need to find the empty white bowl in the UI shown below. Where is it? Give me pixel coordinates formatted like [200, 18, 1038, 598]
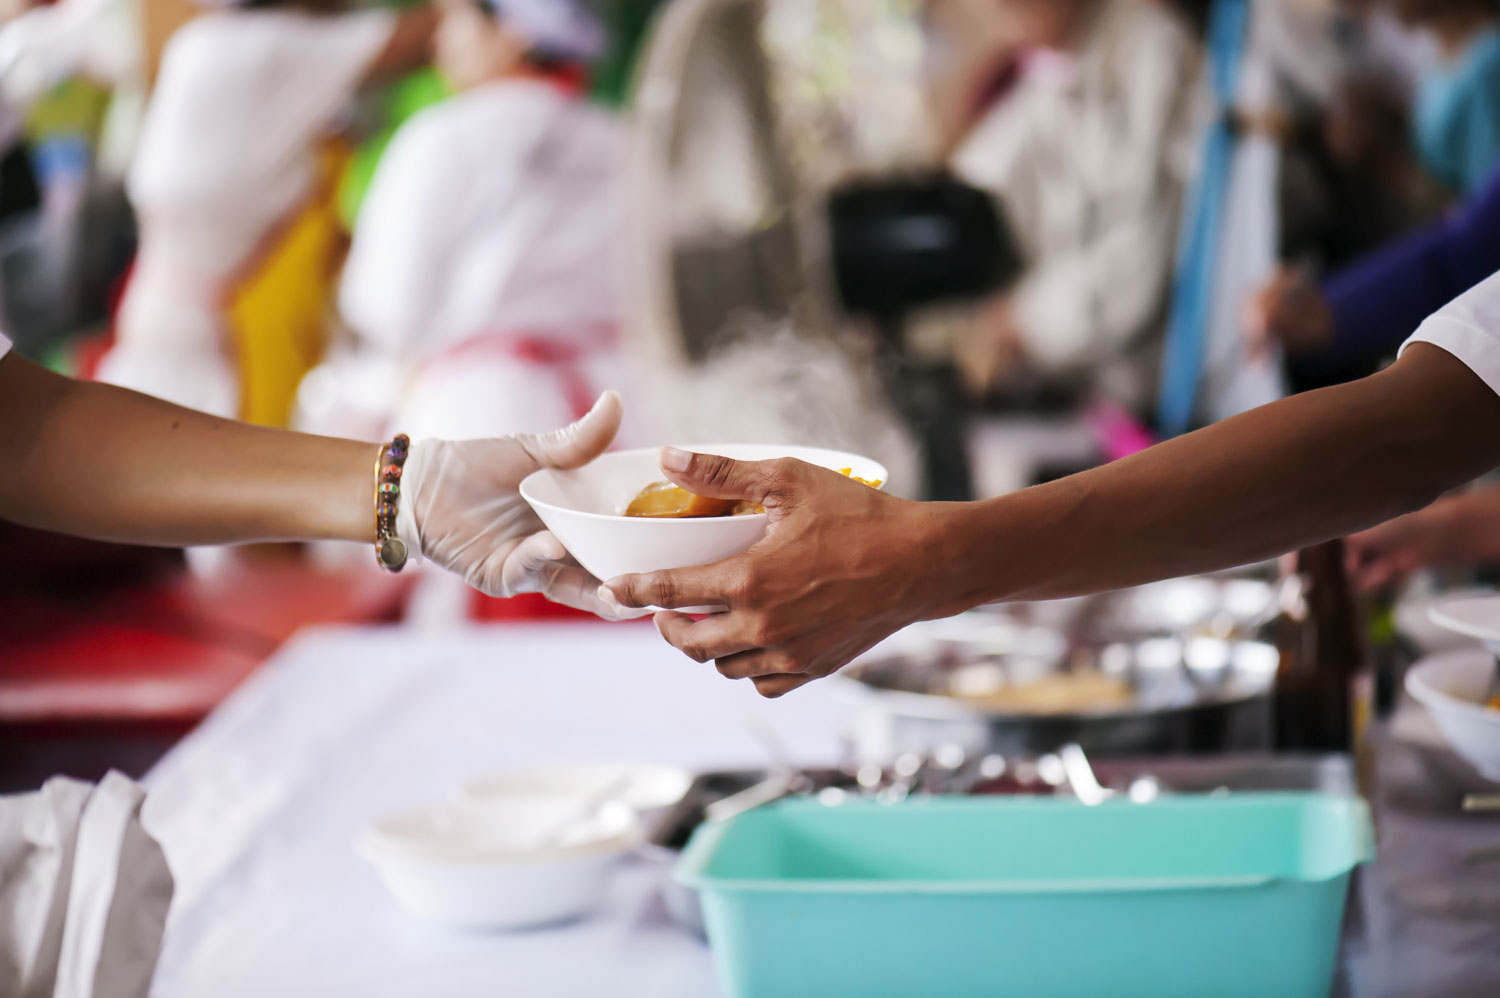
[1406, 649, 1500, 781]
[461, 762, 690, 835]
[520, 444, 888, 585]
[358, 797, 640, 930]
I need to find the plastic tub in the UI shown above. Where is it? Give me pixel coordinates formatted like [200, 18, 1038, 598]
[677, 794, 1372, 998]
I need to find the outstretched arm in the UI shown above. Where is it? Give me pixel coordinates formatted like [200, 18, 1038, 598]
[0, 354, 375, 547]
[606, 344, 1500, 695]
[1, 354, 634, 617]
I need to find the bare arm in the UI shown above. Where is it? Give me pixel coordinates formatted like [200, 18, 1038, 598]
[606, 344, 1500, 696]
[0, 354, 376, 547]
[363, 8, 438, 84]
[946, 344, 1500, 605]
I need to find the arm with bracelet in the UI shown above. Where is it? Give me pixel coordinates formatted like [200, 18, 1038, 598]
[0, 335, 629, 618]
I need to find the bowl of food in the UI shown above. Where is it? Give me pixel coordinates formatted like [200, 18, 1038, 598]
[358, 796, 641, 930]
[1405, 648, 1500, 781]
[520, 444, 888, 585]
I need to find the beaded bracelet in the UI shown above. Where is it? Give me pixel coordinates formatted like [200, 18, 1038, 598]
[374, 433, 410, 573]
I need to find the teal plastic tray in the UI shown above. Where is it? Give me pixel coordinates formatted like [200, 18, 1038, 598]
[677, 793, 1373, 998]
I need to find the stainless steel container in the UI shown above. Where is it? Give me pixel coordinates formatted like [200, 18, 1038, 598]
[839, 576, 1283, 758]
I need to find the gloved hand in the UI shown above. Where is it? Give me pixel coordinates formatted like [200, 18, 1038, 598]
[395, 391, 639, 619]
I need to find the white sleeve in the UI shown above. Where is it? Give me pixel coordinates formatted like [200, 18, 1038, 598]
[137, 11, 395, 199]
[1400, 269, 1500, 397]
[0, 329, 11, 359]
[243, 10, 395, 139]
[339, 116, 460, 355]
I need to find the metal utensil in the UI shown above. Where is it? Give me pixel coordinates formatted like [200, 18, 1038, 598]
[1462, 793, 1500, 813]
[705, 772, 797, 823]
[533, 774, 634, 849]
[1058, 743, 1114, 805]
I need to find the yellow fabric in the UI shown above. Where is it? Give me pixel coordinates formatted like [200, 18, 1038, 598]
[224, 146, 351, 427]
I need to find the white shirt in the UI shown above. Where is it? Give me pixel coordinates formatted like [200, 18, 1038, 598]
[1402, 269, 1500, 395]
[100, 8, 393, 417]
[0, 329, 11, 359]
[339, 79, 623, 357]
[128, 9, 394, 285]
[951, 0, 1200, 406]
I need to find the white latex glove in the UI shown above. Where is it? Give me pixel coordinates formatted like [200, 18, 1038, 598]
[395, 391, 641, 619]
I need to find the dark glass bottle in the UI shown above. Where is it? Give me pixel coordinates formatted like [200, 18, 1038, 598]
[1273, 540, 1366, 752]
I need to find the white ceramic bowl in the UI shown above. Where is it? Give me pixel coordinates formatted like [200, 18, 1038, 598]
[1405, 649, 1500, 781]
[1396, 588, 1494, 655]
[520, 444, 889, 584]
[1427, 593, 1500, 651]
[358, 797, 640, 930]
[461, 762, 690, 835]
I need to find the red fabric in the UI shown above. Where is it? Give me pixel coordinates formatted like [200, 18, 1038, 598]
[468, 589, 591, 621]
[424, 329, 608, 421]
[1, 558, 409, 724]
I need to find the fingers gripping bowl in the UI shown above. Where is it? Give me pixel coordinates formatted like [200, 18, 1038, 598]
[519, 445, 889, 586]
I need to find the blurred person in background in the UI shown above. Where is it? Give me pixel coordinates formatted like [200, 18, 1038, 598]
[1345, 483, 1500, 589]
[298, 0, 626, 445]
[0, 0, 143, 351]
[1, 329, 629, 615]
[96, 0, 436, 427]
[1393, 0, 1500, 196]
[948, 0, 1200, 418]
[1245, 159, 1500, 377]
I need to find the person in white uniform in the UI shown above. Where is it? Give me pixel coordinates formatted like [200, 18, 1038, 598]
[299, 0, 624, 445]
[601, 274, 1500, 698]
[96, 0, 435, 420]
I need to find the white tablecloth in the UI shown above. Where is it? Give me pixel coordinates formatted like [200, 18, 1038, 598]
[142, 622, 860, 998]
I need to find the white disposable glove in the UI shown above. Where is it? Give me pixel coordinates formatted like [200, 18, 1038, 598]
[395, 391, 639, 619]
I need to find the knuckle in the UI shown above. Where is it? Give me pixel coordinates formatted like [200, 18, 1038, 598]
[747, 616, 778, 649]
[776, 652, 807, 675]
[697, 455, 736, 491]
[648, 573, 676, 607]
[727, 568, 756, 604]
[765, 457, 800, 487]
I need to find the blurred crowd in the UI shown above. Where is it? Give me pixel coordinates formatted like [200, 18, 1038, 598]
[6, 0, 1500, 587]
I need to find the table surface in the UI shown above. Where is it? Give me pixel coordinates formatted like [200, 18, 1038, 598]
[142, 621, 860, 998]
[141, 622, 1500, 998]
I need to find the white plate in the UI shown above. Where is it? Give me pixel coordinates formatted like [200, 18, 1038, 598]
[1427, 593, 1500, 651]
[1397, 587, 1493, 654]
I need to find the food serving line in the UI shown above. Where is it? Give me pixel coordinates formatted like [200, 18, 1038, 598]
[139, 618, 1499, 997]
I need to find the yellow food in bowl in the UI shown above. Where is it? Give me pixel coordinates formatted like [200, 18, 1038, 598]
[624, 467, 882, 519]
[953, 672, 1135, 714]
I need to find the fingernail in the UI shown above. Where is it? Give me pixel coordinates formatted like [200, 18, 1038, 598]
[598, 584, 624, 612]
[661, 446, 692, 472]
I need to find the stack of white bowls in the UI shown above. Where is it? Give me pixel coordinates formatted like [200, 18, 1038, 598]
[359, 763, 689, 930]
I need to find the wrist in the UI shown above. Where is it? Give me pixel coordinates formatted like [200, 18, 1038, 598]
[916, 499, 1011, 619]
[319, 440, 386, 543]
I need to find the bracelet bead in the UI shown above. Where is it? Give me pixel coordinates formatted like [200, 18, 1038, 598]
[373, 434, 411, 573]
